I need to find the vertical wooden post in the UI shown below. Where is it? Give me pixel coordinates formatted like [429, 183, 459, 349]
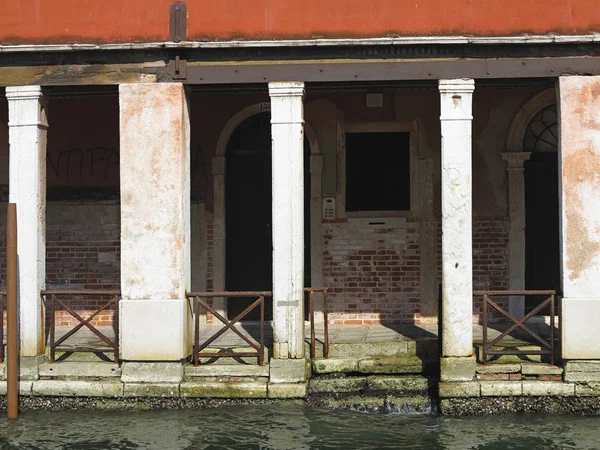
[7, 203, 18, 420]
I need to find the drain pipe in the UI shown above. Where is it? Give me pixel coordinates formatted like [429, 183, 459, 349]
[7, 203, 18, 420]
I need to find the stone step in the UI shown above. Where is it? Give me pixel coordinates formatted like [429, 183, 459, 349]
[180, 378, 268, 398]
[39, 361, 121, 379]
[185, 363, 269, 378]
[47, 349, 116, 363]
[307, 338, 438, 359]
[309, 374, 429, 395]
[313, 354, 433, 375]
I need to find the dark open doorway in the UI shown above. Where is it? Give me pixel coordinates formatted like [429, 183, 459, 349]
[524, 104, 560, 313]
[225, 112, 311, 320]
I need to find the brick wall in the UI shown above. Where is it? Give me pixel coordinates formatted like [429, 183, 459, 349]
[0, 202, 121, 328]
[323, 219, 421, 325]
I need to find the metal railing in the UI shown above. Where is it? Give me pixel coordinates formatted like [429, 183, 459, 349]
[41, 290, 121, 364]
[474, 290, 558, 365]
[187, 291, 270, 366]
[0, 291, 4, 363]
[306, 287, 329, 359]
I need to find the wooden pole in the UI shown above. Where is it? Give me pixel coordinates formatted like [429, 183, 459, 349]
[7, 203, 18, 420]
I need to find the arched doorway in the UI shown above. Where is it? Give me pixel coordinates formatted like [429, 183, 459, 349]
[524, 103, 560, 311]
[225, 111, 312, 320]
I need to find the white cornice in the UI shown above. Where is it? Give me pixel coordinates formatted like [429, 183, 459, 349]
[2, 34, 600, 53]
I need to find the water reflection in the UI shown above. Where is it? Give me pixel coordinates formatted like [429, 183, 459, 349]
[1, 404, 600, 449]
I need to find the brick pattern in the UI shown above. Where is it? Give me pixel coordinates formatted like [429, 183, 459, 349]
[322, 219, 421, 325]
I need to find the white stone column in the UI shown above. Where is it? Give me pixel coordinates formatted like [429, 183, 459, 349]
[558, 76, 600, 361]
[6, 86, 47, 358]
[119, 83, 192, 361]
[502, 152, 531, 319]
[439, 79, 475, 380]
[269, 82, 305, 360]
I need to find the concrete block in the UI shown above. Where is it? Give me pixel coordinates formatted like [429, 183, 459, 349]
[564, 372, 600, 382]
[357, 356, 423, 374]
[575, 382, 600, 396]
[480, 381, 522, 397]
[522, 381, 574, 396]
[309, 377, 367, 394]
[39, 362, 121, 378]
[33, 380, 123, 397]
[476, 364, 521, 374]
[438, 381, 481, 398]
[268, 382, 307, 398]
[312, 358, 358, 374]
[121, 362, 183, 383]
[521, 364, 563, 376]
[184, 364, 269, 378]
[440, 356, 476, 382]
[180, 380, 267, 398]
[565, 360, 600, 372]
[366, 376, 428, 394]
[0, 381, 34, 396]
[269, 358, 307, 383]
[124, 383, 180, 397]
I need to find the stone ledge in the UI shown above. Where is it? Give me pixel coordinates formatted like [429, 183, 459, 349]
[480, 381, 522, 397]
[123, 383, 180, 398]
[575, 382, 600, 396]
[476, 364, 521, 374]
[312, 358, 358, 374]
[39, 362, 121, 379]
[121, 362, 183, 383]
[184, 364, 269, 378]
[439, 381, 481, 398]
[309, 377, 367, 394]
[522, 381, 574, 396]
[366, 376, 428, 394]
[33, 380, 123, 397]
[565, 360, 600, 373]
[565, 372, 600, 383]
[0, 381, 34, 396]
[180, 381, 267, 398]
[521, 364, 563, 376]
[267, 382, 307, 398]
[357, 355, 424, 374]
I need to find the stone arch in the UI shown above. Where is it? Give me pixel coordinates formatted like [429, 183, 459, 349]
[210, 102, 323, 320]
[507, 88, 556, 153]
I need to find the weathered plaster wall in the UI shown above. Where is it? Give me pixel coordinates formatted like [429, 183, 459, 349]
[2, 0, 600, 44]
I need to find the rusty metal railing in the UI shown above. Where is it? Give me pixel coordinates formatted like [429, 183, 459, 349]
[187, 291, 270, 366]
[474, 290, 558, 365]
[305, 287, 329, 359]
[0, 291, 4, 363]
[41, 290, 121, 364]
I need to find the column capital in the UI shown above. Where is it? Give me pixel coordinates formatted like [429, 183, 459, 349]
[268, 81, 305, 98]
[6, 85, 48, 129]
[6, 85, 45, 101]
[438, 79, 475, 94]
[502, 152, 532, 170]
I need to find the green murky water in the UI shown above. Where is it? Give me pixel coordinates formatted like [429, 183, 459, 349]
[0, 403, 599, 449]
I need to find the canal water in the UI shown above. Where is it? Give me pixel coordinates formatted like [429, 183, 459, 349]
[1, 403, 599, 449]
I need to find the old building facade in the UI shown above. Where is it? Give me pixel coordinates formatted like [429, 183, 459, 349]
[1, 0, 600, 406]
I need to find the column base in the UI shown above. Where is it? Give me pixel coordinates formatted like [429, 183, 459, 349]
[562, 297, 600, 359]
[269, 357, 310, 383]
[120, 299, 192, 361]
[440, 355, 476, 382]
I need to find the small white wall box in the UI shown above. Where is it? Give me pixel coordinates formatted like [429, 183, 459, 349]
[366, 93, 384, 108]
[323, 197, 336, 219]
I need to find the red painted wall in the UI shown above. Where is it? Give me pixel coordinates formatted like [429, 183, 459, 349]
[2, 0, 600, 44]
